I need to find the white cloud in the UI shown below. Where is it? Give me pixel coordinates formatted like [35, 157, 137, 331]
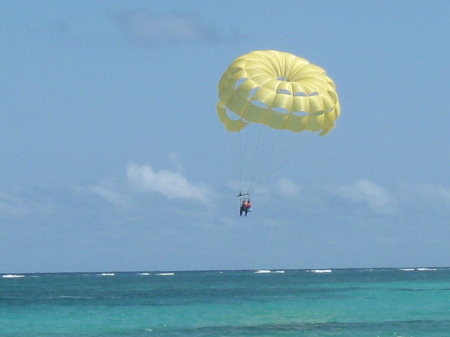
[276, 178, 300, 196]
[332, 179, 397, 215]
[0, 191, 29, 217]
[27, 19, 71, 41]
[90, 184, 129, 207]
[112, 9, 218, 46]
[0, 188, 58, 218]
[398, 183, 450, 213]
[127, 163, 211, 203]
[416, 183, 450, 206]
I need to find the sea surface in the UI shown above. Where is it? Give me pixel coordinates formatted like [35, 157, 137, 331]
[2, 268, 450, 336]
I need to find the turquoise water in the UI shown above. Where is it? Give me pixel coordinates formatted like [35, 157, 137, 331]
[2, 268, 450, 336]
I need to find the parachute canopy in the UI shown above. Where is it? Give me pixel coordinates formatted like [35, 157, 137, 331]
[217, 50, 340, 136]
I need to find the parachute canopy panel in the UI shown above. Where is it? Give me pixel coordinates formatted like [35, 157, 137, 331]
[217, 50, 340, 136]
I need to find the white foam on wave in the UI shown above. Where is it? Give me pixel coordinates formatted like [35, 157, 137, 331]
[2, 274, 25, 278]
[400, 268, 415, 271]
[58, 295, 93, 299]
[156, 272, 175, 276]
[417, 268, 437, 271]
[311, 269, 332, 273]
[97, 273, 115, 276]
[138, 272, 151, 276]
[274, 270, 285, 274]
[254, 270, 272, 274]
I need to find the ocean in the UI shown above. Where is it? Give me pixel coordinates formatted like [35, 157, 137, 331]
[2, 268, 450, 336]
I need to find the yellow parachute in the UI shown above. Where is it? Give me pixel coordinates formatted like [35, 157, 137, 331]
[218, 50, 340, 135]
[217, 50, 340, 196]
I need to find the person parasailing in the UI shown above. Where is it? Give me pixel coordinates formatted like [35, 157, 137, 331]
[239, 198, 252, 216]
[218, 50, 341, 215]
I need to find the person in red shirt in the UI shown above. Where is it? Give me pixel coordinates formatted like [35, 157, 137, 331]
[239, 199, 252, 216]
[240, 200, 248, 216]
[246, 199, 252, 212]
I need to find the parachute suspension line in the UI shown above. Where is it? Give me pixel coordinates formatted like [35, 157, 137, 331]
[249, 125, 281, 193]
[230, 123, 284, 197]
[247, 127, 287, 195]
[226, 126, 242, 195]
[251, 131, 316, 193]
[229, 119, 252, 196]
[228, 120, 317, 198]
[246, 123, 269, 195]
[239, 122, 248, 195]
[238, 128, 243, 194]
[237, 121, 271, 196]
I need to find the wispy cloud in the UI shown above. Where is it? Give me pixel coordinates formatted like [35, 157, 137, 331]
[0, 188, 58, 218]
[27, 19, 73, 43]
[398, 182, 450, 214]
[416, 183, 450, 206]
[0, 190, 29, 217]
[111, 9, 220, 46]
[276, 178, 300, 196]
[127, 163, 212, 203]
[331, 179, 397, 215]
[90, 184, 129, 207]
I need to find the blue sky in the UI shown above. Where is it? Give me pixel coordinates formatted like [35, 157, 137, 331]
[1, 1, 449, 273]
